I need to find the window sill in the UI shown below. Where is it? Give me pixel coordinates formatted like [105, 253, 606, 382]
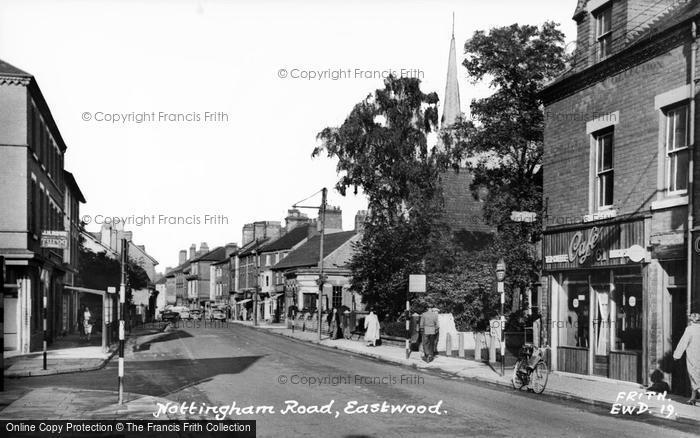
[651, 196, 688, 211]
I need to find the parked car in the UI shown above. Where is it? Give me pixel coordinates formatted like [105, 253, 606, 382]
[161, 310, 180, 322]
[189, 309, 203, 321]
[211, 310, 227, 321]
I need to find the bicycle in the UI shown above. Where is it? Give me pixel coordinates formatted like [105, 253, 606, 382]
[512, 344, 550, 394]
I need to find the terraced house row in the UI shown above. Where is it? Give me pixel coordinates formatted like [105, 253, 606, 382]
[160, 208, 365, 322]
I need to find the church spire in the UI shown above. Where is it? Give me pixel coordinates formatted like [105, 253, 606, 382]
[441, 14, 461, 128]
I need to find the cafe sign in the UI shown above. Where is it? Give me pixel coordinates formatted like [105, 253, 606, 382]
[544, 219, 646, 269]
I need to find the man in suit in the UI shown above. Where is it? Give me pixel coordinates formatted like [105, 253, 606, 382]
[420, 307, 439, 362]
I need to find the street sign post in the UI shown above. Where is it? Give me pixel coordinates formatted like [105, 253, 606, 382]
[406, 274, 427, 359]
[510, 211, 537, 223]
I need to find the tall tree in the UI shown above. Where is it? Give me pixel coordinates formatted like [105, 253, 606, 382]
[314, 76, 464, 317]
[455, 22, 567, 296]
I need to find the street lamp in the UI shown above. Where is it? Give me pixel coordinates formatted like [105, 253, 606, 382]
[253, 248, 260, 327]
[292, 187, 327, 341]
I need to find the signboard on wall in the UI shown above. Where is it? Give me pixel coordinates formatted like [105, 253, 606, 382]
[41, 231, 68, 249]
[543, 218, 646, 270]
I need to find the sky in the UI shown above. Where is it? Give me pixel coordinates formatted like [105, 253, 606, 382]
[0, 0, 577, 270]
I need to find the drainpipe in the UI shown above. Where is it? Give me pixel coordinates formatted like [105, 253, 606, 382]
[688, 21, 697, 315]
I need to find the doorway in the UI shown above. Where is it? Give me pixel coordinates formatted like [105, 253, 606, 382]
[671, 287, 690, 396]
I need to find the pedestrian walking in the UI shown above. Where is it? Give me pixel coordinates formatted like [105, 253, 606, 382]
[77, 304, 86, 340]
[83, 306, 93, 342]
[420, 307, 439, 362]
[673, 313, 700, 405]
[364, 309, 380, 347]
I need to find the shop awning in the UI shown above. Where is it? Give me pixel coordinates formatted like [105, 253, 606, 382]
[236, 299, 252, 305]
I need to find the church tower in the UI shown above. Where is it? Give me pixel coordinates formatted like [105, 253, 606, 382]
[438, 17, 493, 246]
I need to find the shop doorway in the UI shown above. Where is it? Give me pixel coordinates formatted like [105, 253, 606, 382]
[671, 287, 690, 396]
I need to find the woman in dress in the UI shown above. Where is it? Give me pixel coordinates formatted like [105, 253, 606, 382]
[83, 306, 93, 342]
[364, 309, 380, 347]
[674, 313, 700, 405]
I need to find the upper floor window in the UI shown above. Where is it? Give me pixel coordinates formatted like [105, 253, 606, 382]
[594, 5, 612, 61]
[664, 104, 689, 194]
[595, 129, 614, 209]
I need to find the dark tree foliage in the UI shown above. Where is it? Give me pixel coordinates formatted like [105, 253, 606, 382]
[314, 76, 465, 318]
[77, 243, 150, 303]
[453, 22, 568, 299]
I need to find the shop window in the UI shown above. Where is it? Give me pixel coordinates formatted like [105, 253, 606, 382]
[303, 294, 317, 310]
[559, 273, 590, 348]
[664, 104, 689, 193]
[594, 4, 612, 61]
[595, 129, 614, 209]
[613, 268, 643, 351]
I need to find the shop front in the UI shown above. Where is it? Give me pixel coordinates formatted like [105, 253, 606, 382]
[545, 218, 649, 384]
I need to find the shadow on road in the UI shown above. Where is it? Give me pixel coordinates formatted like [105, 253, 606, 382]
[133, 330, 193, 352]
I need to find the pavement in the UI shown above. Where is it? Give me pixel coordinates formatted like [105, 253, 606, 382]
[2, 322, 697, 436]
[3, 323, 167, 377]
[229, 319, 700, 426]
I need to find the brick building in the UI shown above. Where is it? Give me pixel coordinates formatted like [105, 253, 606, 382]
[0, 59, 87, 353]
[540, 0, 700, 393]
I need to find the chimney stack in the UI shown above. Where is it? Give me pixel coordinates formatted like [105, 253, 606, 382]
[179, 250, 187, 265]
[189, 244, 196, 260]
[242, 224, 254, 246]
[197, 242, 209, 257]
[320, 206, 343, 233]
[285, 209, 310, 231]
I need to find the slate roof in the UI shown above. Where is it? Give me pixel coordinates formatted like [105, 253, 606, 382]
[272, 231, 357, 270]
[238, 238, 270, 257]
[258, 224, 310, 253]
[190, 246, 226, 263]
[63, 171, 86, 203]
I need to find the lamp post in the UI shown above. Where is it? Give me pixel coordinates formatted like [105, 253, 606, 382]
[253, 249, 259, 327]
[292, 187, 327, 341]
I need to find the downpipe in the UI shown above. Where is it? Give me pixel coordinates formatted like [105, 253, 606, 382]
[688, 21, 697, 315]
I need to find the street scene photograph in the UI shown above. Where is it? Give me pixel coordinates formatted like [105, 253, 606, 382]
[2, 0, 700, 436]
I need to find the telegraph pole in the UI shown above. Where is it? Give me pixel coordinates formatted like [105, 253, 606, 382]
[317, 188, 327, 341]
[118, 238, 128, 404]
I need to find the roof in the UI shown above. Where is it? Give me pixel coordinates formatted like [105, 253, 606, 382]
[272, 231, 357, 270]
[0, 59, 31, 78]
[542, 1, 700, 99]
[155, 276, 167, 285]
[63, 170, 86, 203]
[190, 246, 226, 263]
[258, 224, 310, 252]
[238, 238, 270, 257]
[0, 58, 68, 153]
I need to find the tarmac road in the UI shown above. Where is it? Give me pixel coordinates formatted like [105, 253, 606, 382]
[4, 322, 697, 437]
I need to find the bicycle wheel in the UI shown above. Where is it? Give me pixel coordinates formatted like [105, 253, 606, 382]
[530, 361, 549, 394]
[511, 360, 526, 390]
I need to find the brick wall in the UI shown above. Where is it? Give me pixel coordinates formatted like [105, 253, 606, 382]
[440, 169, 492, 234]
[543, 44, 687, 220]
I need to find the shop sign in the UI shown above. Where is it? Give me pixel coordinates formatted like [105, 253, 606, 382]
[41, 231, 68, 249]
[568, 227, 602, 264]
[544, 219, 645, 269]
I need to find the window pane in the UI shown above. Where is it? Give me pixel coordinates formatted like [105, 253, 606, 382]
[676, 149, 689, 191]
[603, 135, 613, 170]
[599, 172, 613, 207]
[674, 106, 688, 148]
